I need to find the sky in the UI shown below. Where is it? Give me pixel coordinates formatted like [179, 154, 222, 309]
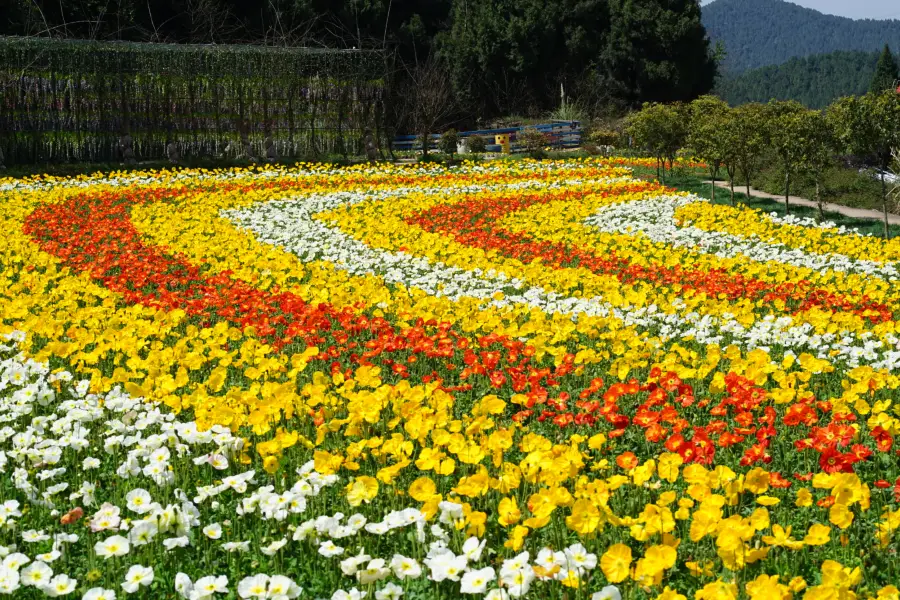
[701, 0, 900, 20]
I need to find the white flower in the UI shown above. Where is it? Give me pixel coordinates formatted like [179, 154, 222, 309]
[163, 536, 190, 550]
[82, 588, 117, 600]
[221, 541, 250, 553]
[462, 537, 486, 562]
[460, 567, 495, 594]
[390, 555, 422, 579]
[357, 559, 390, 584]
[318, 540, 344, 557]
[374, 582, 404, 600]
[94, 535, 130, 559]
[174, 573, 193, 599]
[563, 543, 597, 571]
[499, 567, 534, 598]
[82, 457, 101, 470]
[44, 573, 77, 597]
[128, 521, 158, 546]
[485, 591, 510, 600]
[203, 524, 222, 539]
[331, 589, 367, 600]
[22, 529, 51, 543]
[191, 575, 228, 597]
[237, 574, 269, 599]
[260, 538, 287, 556]
[592, 586, 621, 600]
[125, 490, 153, 515]
[266, 575, 301, 599]
[425, 551, 467, 582]
[21, 561, 53, 587]
[2, 553, 29, 570]
[121, 565, 153, 594]
[0, 566, 18, 595]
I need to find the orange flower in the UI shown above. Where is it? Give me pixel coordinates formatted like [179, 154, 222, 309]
[616, 451, 638, 470]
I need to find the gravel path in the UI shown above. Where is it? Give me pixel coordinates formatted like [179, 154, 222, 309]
[705, 180, 900, 225]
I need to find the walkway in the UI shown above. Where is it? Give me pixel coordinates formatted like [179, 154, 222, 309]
[705, 180, 900, 225]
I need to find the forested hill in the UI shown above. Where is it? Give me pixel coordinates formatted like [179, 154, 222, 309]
[703, 0, 900, 72]
[714, 50, 880, 108]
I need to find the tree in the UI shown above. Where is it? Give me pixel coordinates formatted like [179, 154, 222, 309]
[602, 0, 717, 107]
[764, 99, 808, 213]
[398, 58, 457, 158]
[688, 95, 730, 201]
[829, 90, 900, 238]
[626, 102, 688, 183]
[730, 103, 768, 201]
[439, 128, 459, 159]
[870, 44, 899, 93]
[794, 109, 837, 221]
[437, 0, 607, 118]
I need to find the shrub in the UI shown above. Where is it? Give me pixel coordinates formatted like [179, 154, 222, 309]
[519, 128, 548, 158]
[467, 135, 487, 154]
[439, 129, 459, 158]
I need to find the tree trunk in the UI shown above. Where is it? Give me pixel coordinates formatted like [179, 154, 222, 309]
[882, 170, 891, 240]
[746, 174, 751, 203]
[656, 157, 661, 180]
[730, 179, 735, 205]
[816, 177, 823, 222]
[784, 170, 790, 214]
[710, 168, 716, 202]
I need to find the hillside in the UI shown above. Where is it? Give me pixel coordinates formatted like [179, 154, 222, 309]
[702, 0, 900, 72]
[714, 50, 879, 108]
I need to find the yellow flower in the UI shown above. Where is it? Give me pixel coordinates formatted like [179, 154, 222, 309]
[745, 574, 790, 600]
[345, 476, 378, 507]
[408, 477, 437, 502]
[796, 488, 813, 507]
[743, 468, 770, 495]
[498, 497, 521, 527]
[655, 587, 687, 600]
[566, 499, 602, 535]
[829, 504, 854, 530]
[504, 525, 529, 551]
[803, 523, 831, 546]
[695, 581, 738, 600]
[599, 543, 632, 583]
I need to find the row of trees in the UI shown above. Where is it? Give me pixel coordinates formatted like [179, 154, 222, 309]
[627, 90, 900, 237]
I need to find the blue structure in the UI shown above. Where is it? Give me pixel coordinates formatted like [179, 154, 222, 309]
[392, 121, 582, 154]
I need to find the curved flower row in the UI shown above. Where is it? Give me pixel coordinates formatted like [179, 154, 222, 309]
[2, 159, 900, 599]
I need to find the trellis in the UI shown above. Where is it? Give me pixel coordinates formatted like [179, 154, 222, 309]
[0, 37, 385, 165]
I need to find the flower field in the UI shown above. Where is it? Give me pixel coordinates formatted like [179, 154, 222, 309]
[2, 158, 900, 600]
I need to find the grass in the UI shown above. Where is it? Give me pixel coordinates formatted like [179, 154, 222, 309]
[636, 166, 900, 239]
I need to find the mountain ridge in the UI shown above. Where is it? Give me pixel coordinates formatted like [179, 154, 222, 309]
[714, 50, 880, 108]
[702, 0, 900, 72]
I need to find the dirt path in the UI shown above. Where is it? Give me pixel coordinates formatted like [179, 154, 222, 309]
[705, 179, 900, 225]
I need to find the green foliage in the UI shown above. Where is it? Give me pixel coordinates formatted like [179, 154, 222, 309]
[627, 102, 689, 178]
[728, 103, 768, 193]
[715, 51, 879, 109]
[519, 128, 549, 158]
[829, 90, 900, 235]
[703, 0, 900, 73]
[588, 129, 621, 147]
[688, 95, 731, 196]
[437, 0, 608, 117]
[438, 129, 459, 157]
[0, 38, 384, 165]
[602, 0, 718, 107]
[466, 135, 488, 154]
[871, 45, 900, 93]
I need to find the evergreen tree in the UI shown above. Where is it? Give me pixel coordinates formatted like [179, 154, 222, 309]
[602, 0, 717, 107]
[870, 44, 900, 93]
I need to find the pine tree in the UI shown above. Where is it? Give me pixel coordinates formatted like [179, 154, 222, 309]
[870, 44, 899, 93]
